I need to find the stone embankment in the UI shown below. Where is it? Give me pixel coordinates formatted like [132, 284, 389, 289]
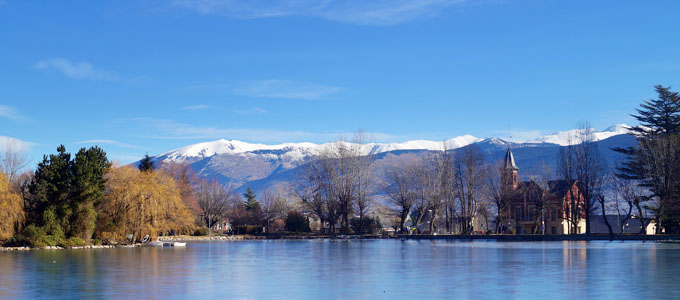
[398, 234, 680, 241]
[0, 244, 142, 251]
[158, 235, 245, 241]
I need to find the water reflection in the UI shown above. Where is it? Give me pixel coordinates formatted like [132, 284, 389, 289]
[0, 240, 679, 299]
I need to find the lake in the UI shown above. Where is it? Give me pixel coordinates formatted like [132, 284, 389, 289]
[1, 239, 678, 299]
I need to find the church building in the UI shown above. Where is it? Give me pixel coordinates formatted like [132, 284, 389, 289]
[499, 149, 586, 234]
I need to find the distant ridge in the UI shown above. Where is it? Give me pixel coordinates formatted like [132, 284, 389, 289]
[156, 124, 631, 162]
[139, 124, 634, 193]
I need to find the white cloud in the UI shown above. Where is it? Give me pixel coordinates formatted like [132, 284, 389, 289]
[172, 0, 469, 26]
[76, 139, 142, 149]
[232, 80, 342, 100]
[0, 136, 35, 151]
[133, 117, 395, 143]
[183, 104, 214, 111]
[233, 107, 267, 115]
[33, 58, 120, 81]
[0, 105, 26, 121]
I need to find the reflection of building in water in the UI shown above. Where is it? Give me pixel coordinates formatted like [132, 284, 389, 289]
[499, 149, 586, 235]
[562, 241, 588, 271]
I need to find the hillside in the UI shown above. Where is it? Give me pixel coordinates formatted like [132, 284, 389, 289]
[141, 124, 636, 193]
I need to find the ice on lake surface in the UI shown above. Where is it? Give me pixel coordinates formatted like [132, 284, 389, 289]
[1, 239, 679, 299]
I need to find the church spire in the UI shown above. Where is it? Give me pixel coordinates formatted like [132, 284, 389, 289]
[503, 148, 519, 171]
[501, 148, 519, 190]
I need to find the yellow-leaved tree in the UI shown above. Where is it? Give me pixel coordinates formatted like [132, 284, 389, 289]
[97, 166, 194, 243]
[0, 172, 24, 241]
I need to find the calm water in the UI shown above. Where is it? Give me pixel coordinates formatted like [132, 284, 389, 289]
[1, 239, 679, 299]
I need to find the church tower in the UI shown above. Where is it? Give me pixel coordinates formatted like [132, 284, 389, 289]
[501, 148, 519, 190]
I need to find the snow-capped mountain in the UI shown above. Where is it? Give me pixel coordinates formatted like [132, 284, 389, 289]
[527, 124, 631, 146]
[157, 135, 484, 162]
[145, 124, 635, 192]
[157, 124, 631, 162]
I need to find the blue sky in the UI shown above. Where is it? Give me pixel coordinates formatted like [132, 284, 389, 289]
[1, 0, 680, 165]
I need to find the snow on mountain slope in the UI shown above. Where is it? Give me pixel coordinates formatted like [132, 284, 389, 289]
[155, 124, 631, 162]
[158, 135, 484, 162]
[527, 124, 631, 146]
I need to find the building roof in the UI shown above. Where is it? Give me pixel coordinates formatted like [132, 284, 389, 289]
[503, 148, 519, 171]
[589, 215, 646, 234]
[507, 179, 576, 203]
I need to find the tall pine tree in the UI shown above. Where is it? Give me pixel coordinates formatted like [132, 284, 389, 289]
[615, 85, 680, 233]
[242, 186, 260, 211]
[70, 146, 110, 240]
[29, 145, 73, 239]
[138, 154, 155, 172]
[27, 145, 110, 242]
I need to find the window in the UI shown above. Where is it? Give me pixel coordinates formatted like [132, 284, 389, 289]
[515, 207, 523, 220]
[551, 227, 557, 235]
[551, 208, 557, 221]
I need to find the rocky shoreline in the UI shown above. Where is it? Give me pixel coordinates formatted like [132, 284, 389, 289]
[4, 234, 680, 251]
[0, 244, 142, 251]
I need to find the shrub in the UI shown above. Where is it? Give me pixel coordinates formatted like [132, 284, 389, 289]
[350, 216, 382, 234]
[270, 219, 286, 232]
[58, 237, 86, 248]
[18, 225, 58, 247]
[193, 227, 209, 236]
[285, 212, 311, 233]
[233, 225, 263, 234]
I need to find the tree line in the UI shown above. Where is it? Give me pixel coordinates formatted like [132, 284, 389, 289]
[0, 146, 313, 247]
[2, 86, 679, 244]
[297, 86, 680, 236]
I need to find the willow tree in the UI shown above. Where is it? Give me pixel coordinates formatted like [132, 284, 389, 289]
[0, 172, 24, 241]
[98, 167, 194, 242]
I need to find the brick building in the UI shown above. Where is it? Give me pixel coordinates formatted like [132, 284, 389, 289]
[500, 149, 586, 234]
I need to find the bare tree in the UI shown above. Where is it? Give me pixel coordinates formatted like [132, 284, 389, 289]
[612, 172, 648, 233]
[1, 140, 28, 183]
[261, 187, 293, 232]
[484, 160, 507, 234]
[297, 131, 376, 234]
[437, 143, 456, 234]
[297, 151, 339, 234]
[526, 161, 554, 234]
[383, 159, 418, 233]
[557, 134, 581, 234]
[574, 122, 607, 234]
[453, 145, 485, 234]
[352, 131, 375, 233]
[194, 179, 235, 230]
[594, 166, 616, 238]
[411, 158, 432, 234]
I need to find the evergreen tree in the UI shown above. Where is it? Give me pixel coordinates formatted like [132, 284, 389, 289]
[70, 146, 110, 240]
[27, 145, 110, 243]
[29, 145, 73, 239]
[615, 85, 680, 233]
[242, 186, 260, 211]
[630, 85, 680, 135]
[138, 154, 155, 172]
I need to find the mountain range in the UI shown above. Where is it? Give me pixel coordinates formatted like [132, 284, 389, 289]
[143, 124, 636, 193]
